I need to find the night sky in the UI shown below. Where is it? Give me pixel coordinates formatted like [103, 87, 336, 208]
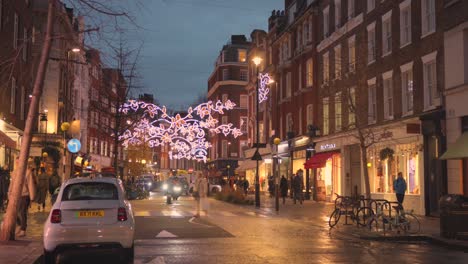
[131, 0, 283, 110]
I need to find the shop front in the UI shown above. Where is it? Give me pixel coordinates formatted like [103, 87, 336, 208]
[305, 150, 342, 202]
[366, 136, 425, 215]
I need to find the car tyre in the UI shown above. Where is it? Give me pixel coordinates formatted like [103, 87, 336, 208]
[211, 188, 218, 194]
[123, 245, 134, 264]
[44, 249, 56, 264]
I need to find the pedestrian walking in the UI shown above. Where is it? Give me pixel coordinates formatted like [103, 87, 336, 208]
[243, 178, 249, 195]
[393, 172, 407, 209]
[8, 158, 36, 237]
[35, 167, 48, 211]
[279, 175, 288, 204]
[0, 166, 10, 212]
[292, 170, 304, 205]
[268, 175, 274, 197]
[193, 172, 208, 217]
[48, 170, 61, 205]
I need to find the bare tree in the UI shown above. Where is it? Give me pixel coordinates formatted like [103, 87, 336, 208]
[1, 0, 137, 241]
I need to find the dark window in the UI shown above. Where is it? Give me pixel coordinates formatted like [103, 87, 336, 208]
[62, 182, 119, 201]
[462, 116, 468, 132]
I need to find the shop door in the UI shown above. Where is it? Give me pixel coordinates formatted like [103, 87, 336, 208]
[350, 144, 361, 197]
[425, 136, 445, 216]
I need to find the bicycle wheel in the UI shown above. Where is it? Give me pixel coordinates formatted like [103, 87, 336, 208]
[400, 214, 421, 234]
[367, 215, 382, 232]
[356, 207, 374, 227]
[329, 208, 341, 228]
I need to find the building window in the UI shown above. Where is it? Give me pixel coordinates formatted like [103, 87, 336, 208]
[368, 78, 377, 124]
[222, 94, 228, 103]
[335, 0, 341, 28]
[303, 21, 309, 45]
[10, 77, 16, 114]
[400, 0, 412, 47]
[348, 0, 355, 20]
[222, 69, 229, 80]
[383, 71, 394, 120]
[401, 62, 414, 114]
[306, 58, 313, 87]
[367, 22, 376, 63]
[348, 36, 356, 72]
[323, 7, 330, 37]
[240, 69, 248, 81]
[0, 0, 3, 31]
[13, 13, 18, 49]
[308, 18, 313, 42]
[334, 45, 341, 79]
[348, 87, 356, 128]
[422, 51, 439, 109]
[240, 95, 248, 108]
[422, 0, 435, 36]
[296, 27, 302, 51]
[238, 49, 247, 62]
[222, 116, 228, 125]
[323, 98, 329, 135]
[382, 11, 392, 56]
[299, 107, 303, 135]
[367, 0, 375, 13]
[298, 64, 302, 89]
[222, 140, 228, 158]
[286, 113, 293, 133]
[239, 140, 248, 158]
[286, 72, 292, 98]
[20, 86, 25, 120]
[23, 27, 27, 61]
[306, 104, 314, 126]
[240, 116, 248, 133]
[323, 52, 329, 83]
[335, 92, 342, 131]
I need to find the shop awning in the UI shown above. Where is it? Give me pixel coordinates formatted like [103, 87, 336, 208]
[440, 132, 468, 160]
[304, 152, 336, 169]
[236, 160, 258, 172]
[0, 130, 16, 149]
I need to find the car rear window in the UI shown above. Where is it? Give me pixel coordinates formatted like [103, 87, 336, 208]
[62, 182, 119, 201]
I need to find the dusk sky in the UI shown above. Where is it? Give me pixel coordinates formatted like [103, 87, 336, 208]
[131, 0, 283, 110]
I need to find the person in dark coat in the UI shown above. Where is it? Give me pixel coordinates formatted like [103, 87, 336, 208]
[48, 170, 61, 204]
[0, 166, 10, 212]
[36, 167, 48, 211]
[243, 179, 249, 195]
[279, 175, 288, 204]
[292, 171, 304, 205]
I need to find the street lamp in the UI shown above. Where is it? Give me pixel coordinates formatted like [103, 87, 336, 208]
[227, 164, 231, 186]
[252, 56, 263, 208]
[306, 125, 321, 201]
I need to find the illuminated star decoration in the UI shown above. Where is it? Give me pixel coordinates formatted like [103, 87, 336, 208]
[258, 73, 271, 103]
[119, 100, 243, 162]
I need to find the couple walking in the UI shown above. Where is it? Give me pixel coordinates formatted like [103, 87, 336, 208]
[193, 172, 209, 218]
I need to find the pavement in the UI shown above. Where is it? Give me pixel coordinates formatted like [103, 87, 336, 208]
[0, 193, 467, 264]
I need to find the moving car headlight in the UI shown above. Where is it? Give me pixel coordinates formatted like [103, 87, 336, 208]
[173, 186, 182, 192]
[147, 182, 152, 186]
[162, 183, 168, 190]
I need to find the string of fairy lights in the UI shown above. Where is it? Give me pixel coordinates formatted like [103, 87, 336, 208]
[119, 73, 271, 162]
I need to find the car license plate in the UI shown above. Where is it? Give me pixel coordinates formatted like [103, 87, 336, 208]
[76, 210, 104, 218]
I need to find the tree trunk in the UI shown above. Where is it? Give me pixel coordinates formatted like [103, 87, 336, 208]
[0, 0, 56, 241]
[360, 144, 371, 199]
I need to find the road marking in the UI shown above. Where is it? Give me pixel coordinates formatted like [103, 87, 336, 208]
[134, 210, 151, 216]
[188, 217, 213, 227]
[156, 230, 177, 238]
[149, 256, 166, 264]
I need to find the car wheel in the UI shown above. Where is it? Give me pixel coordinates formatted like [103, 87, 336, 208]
[44, 249, 56, 264]
[123, 245, 134, 264]
[211, 188, 218, 193]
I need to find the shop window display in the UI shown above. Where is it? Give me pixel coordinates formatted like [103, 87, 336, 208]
[368, 143, 420, 195]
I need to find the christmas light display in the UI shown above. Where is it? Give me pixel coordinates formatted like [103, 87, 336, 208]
[119, 100, 242, 162]
[258, 73, 272, 103]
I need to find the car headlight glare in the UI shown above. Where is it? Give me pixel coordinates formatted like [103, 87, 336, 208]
[147, 182, 152, 186]
[162, 184, 168, 190]
[174, 186, 181, 192]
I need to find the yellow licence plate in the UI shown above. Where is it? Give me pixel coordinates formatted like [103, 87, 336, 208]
[76, 210, 105, 218]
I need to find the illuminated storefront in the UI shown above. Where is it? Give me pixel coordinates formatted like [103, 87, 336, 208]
[313, 152, 341, 202]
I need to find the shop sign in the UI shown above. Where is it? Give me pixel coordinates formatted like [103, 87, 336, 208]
[320, 143, 337, 151]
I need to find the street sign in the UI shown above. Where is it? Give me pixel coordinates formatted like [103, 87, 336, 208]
[67, 138, 81, 153]
[251, 150, 262, 161]
[252, 143, 267, 148]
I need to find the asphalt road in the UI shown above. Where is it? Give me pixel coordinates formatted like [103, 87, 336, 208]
[35, 191, 468, 264]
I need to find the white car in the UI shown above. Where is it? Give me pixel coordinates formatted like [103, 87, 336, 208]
[43, 175, 135, 264]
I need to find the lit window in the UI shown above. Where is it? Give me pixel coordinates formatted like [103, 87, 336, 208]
[240, 116, 248, 133]
[348, 87, 356, 128]
[368, 78, 377, 124]
[335, 92, 342, 131]
[306, 58, 313, 86]
[401, 62, 414, 114]
[323, 52, 329, 83]
[238, 49, 247, 62]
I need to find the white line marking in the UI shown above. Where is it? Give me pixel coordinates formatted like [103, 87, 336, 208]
[155, 230, 177, 238]
[188, 217, 213, 227]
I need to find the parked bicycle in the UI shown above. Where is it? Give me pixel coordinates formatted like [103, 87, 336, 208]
[329, 194, 374, 228]
[367, 201, 420, 234]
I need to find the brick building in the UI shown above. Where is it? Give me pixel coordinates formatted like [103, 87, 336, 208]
[206, 35, 250, 180]
[0, 0, 34, 169]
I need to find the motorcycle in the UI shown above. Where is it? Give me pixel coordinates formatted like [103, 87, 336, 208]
[162, 182, 183, 204]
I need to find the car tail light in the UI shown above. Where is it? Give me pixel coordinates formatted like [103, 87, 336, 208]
[118, 207, 127, 221]
[51, 209, 61, 223]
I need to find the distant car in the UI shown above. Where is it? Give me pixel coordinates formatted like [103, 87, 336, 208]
[43, 176, 135, 264]
[135, 178, 154, 191]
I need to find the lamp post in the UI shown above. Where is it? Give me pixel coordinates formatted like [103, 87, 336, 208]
[252, 56, 262, 208]
[306, 125, 320, 201]
[227, 164, 231, 186]
[60, 122, 70, 179]
[273, 137, 281, 212]
[40, 110, 48, 168]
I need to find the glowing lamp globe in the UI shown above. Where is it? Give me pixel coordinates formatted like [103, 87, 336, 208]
[61, 122, 70, 132]
[42, 152, 48, 158]
[273, 137, 281, 145]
